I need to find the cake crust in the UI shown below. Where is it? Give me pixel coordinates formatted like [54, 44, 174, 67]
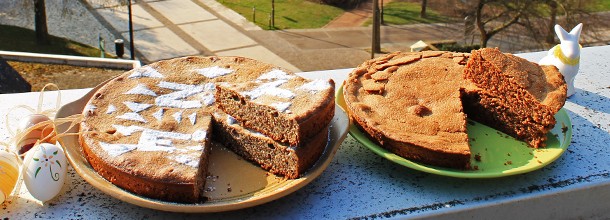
[344, 51, 472, 169]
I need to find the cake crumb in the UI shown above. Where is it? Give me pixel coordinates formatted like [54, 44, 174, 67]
[561, 123, 568, 134]
[474, 154, 481, 162]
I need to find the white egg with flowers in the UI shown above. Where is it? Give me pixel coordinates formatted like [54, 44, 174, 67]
[23, 143, 67, 202]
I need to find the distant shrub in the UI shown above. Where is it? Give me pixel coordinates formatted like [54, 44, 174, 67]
[307, 0, 367, 9]
[438, 44, 481, 53]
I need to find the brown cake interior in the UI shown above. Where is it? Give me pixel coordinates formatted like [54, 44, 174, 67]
[462, 48, 567, 148]
[215, 79, 335, 146]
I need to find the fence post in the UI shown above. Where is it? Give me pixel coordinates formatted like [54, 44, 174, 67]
[98, 34, 105, 58]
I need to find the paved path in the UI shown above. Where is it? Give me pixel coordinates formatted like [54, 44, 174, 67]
[86, 0, 300, 72]
[324, 0, 393, 28]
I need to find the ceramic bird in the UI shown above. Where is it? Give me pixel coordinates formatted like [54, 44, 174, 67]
[539, 23, 583, 97]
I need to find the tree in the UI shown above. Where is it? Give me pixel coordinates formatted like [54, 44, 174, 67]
[474, 0, 535, 48]
[420, 0, 428, 18]
[34, 0, 50, 45]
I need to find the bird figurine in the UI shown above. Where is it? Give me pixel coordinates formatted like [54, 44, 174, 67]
[539, 23, 583, 97]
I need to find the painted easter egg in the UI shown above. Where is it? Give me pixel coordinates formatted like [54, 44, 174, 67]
[0, 150, 20, 204]
[17, 114, 55, 155]
[23, 143, 67, 202]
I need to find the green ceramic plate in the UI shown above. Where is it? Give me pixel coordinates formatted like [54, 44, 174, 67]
[337, 85, 572, 178]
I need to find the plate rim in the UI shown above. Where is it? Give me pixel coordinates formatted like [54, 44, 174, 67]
[336, 84, 572, 178]
[57, 82, 349, 213]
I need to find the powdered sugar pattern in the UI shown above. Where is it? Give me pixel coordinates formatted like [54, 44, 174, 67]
[270, 102, 292, 112]
[173, 111, 183, 123]
[152, 109, 164, 121]
[106, 104, 116, 114]
[186, 145, 203, 151]
[99, 126, 208, 167]
[99, 142, 137, 157]
[124, 84, 157, 96]
[84, 104, 97, 116]
[191, 130, 207, 141]
[298, 79, 331, 93]
[123, 101, 152, 113]
[195, 66, 234, 78]
[117, 112, 147, 123]
[128, 66, 164, 79]
[173, 155, 199, 167]
[257, 69, 295, 81]
[156, 81, 204, 109]
[240, 80, 295, 100]
[188, 112, 197, 125]
[200, 94, 215, 106]
[113, 124, 144, 136]
[227, 115, 237, 125]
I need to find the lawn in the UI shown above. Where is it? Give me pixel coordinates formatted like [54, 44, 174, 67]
[364, 1, 451, 26]
[589, 0, 610, 11]
[217, 0, 344, 30]
[0, 25, 112, 57]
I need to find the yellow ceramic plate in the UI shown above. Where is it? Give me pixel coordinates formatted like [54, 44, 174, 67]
[337, 85, 572, 178]
[56, 82, 349, 213]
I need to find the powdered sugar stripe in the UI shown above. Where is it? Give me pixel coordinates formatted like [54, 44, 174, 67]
[195, 66, 234, 78]
[173, 155, 199, 167]
[173, 111, 183, 123]
[191, 130, 207, 141]
[156, 81, 205, 109]
[116, 112, 147, 123]
[106, 104, 116, 114]
[123, 101, 152, 113]
[270, 102, 292, 112]
[200, 94, 215, 106]
[99, 142, 137, 157]
[257, 69, 295, 81]
[226, 115, 237, 125]
[152, 109, 164, 121]
[124, 84, 157, 96]
[112, 124, 144, 136]
[188, 112, 197, 125]
[203, 82, 215, 91]
[240, 80, 295, 100]
[128, 66, 164, 79]
[298, 79, 331, 93]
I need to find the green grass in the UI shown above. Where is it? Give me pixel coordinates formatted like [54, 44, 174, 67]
[0, 25, 113, 57]
[589, 0, 610, 11]
[217, 0, 344, 30]
[364, 1, 451, 26]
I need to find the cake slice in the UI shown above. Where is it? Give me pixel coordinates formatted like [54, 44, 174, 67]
[211, 111, 330, 179]
[215, 75, 335, 146]
[462, 48, 567, 148]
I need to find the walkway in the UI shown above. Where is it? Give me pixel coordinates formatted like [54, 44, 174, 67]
[86, 0, 300, 72]
[324, 0, 393, 28]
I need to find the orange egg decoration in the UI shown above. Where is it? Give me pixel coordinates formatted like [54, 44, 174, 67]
[16, 114, 56, 155]
[0, 151, 20, 204]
